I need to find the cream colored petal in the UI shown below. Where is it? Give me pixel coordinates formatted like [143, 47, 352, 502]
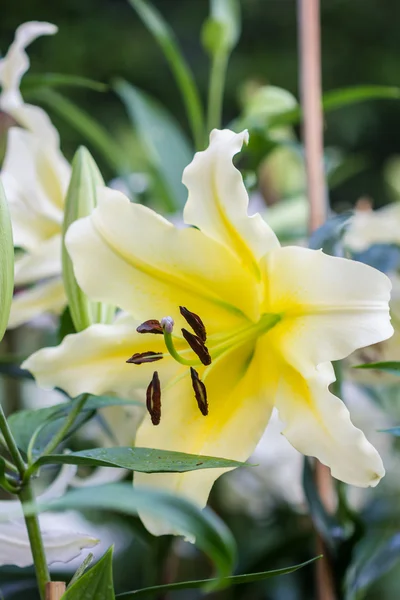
[344, 204, 400, 252]
[8, 277, 66, 329]
[14, 235, 61, 286]
[0, 519, 97, 567]
[0, 22, 57, 110]
[182, 129, 279, 276]
[1, 127, 68, 250]
[0, 463, 98, 567]
[0, 21, 59, 144]
[22, 320, 180, 399]
[66, 188, 259, 328]
[135, 337, 278, 536]
[263, 246, 393, 363]
[274, 360, 384, 487]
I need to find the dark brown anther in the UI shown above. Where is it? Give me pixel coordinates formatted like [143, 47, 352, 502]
[126, 351, 163, 364]
[136, 320, 163, 334]
[190, 367, 208, 416]
[179, 306, 207, 342]
[181, 328, 211, 365]
[146, 371, 161, 425]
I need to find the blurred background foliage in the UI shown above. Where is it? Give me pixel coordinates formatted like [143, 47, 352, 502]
[2, 1, 400, 599]
[3, 0, 400, 209]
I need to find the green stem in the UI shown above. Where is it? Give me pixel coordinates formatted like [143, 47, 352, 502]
[0, 404, 26, 475]
[0, 404, 50, 599]
[41, 393, 90, 458]
[207, 51, 229, 132]
[19, 483, 50, 600]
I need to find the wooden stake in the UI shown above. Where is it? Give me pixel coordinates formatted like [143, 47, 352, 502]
[297, 1, 336, 599]
[45, 582, 66, 600]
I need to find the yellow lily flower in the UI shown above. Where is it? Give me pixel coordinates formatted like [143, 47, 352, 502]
[0, 22, 71, 327]
[24, 129, 393, 536]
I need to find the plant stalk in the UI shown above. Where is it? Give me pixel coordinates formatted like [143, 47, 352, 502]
[20, 483, 51, 600]
[0, 403, 50, 599]
[40, 393, 89, 458]
[297, 0, 336, 598]
[207, 51, 229, 133]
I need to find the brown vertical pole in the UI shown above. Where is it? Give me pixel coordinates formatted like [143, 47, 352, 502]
[297, 1, 336, 599]
[45, 582, 66, 600]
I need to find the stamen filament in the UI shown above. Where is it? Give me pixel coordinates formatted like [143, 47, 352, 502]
[163, 330, 203, 366]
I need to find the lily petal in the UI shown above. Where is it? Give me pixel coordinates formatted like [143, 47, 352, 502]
[9, 277, 66, 329]
[182, 129, 279, 276]
[0, 518, 98, 567]
[0, 21, 59, 144]
[14, 236, 62, 286]
[22, 320, 180, 399]
[344, 203, 400, 252]
[135, 337, 277, 536]
[263, 246, 393, 363]
[66, 188, 259, 327]
[274, 360, 384, 487]
[2, 127, 69, 251]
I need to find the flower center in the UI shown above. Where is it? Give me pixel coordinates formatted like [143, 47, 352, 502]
[127, 307, 281, 424]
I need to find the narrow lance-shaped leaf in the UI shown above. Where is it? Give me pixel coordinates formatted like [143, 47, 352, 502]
[114, 80, 193, 211]
[62, 147, 116, 332]
[34, 446, 247, 473]
[353, 361, 400, 374]
[0, 181, 13, 342]
[63, 546, 115, 600]
[116, 556, 321, 598]
[128, 0, 205, 149]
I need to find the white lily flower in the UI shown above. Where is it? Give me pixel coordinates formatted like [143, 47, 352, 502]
[0, 22, 71, 327]
[0, 21, 59, 144]
[0, 464, 98, 567]
[345, 202, 400, 252]
[23, 129, 393, 537]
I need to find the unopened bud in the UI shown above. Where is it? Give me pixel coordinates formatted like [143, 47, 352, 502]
[0, 181, 13, 342]
[62, 147, 116, 332]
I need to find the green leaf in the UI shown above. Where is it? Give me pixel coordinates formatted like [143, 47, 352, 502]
[344, 534, 400, 599]
[62, 147, 115, 331]
[35, 447, 246, 473]
[63, 546, 115, 600]
[353, 361, 400, 374]
[378, 427, 400, 436]
[68, 553, 94, 588]
[114, 80, 192, 211]
[128, 0, 204, 149]
[116, 556, 321, 598]
[33, 483, 236, 587]
[8, 395, 140, 455]
[0, 181, 14, 343]
[25, 88, 129, 175]
[202, 0, 241, 56]
[22, 73, 108, 92]
[269, 85, 400, 128]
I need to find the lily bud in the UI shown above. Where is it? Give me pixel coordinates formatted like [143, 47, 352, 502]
[62, 147, 115, 332]
[0, 181, 13, 342]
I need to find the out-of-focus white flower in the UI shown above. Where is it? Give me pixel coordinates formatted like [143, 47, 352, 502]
[0, 464, 98, 567]
[0, 21, 59, 143]
[344, 202, 400, 252]
[0, 22, 71, 327]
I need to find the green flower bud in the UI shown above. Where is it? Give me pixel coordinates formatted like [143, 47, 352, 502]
[0, 181, 14, 342]
[62, 147, 115, 332]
